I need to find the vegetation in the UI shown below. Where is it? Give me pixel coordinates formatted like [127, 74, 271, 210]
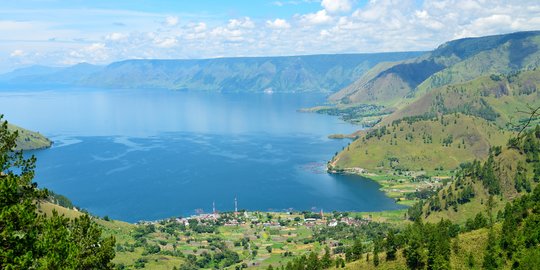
[331, 113, 510, 173]
[4, 31, 540, 270]
[300, 104, 390, 127]
[7, 123, 52, 151]
[0, 116, 115, 269]
[330, 31, 540, 107]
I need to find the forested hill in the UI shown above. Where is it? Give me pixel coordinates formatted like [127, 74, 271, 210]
[0, 52, 423, 93]
[330, 31, 540, 107]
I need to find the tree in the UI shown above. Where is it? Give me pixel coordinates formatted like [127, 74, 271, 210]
[373, 238, 380, 267]
[385, 230, 398, 261]
[0, 116, 43, 268]
[320, 246, 333, 269]
[426, 220, 451, 270]
[482, 227, 500, 270]
[306, 252, 321, 270]
[0, 116, 115, 269]
[404, 221, 426, 270]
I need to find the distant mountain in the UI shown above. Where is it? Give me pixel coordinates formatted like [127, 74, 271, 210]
[0, 52, 423, 93]
[0, 65, 63, 81]
[330, 31, 540, 106]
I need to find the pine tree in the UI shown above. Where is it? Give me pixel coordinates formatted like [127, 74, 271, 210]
[320, 246, 333, 269]
[306, 252, 321, 270]
[373, 238, 381, 267]
[0, 116, 115, 269]
[482, 227, 500, 270]
[404, 221, 426, 270]
[385, 230, 398, 261]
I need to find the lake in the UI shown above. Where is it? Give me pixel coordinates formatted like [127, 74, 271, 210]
[0, 88, 404, 222]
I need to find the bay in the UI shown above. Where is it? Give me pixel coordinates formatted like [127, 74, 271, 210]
[0, 88, 404, 222]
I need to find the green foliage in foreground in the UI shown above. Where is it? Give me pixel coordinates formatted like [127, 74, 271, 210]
[0, 116, 115, 269]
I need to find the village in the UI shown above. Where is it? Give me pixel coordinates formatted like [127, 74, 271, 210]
[170, 209, 371, 229]
[121, 206, 384, 269]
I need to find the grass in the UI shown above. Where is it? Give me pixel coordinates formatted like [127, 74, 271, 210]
[423, 145, 537, 225]
[38, 201, 83, 219]
[333, 114, 510, 173]
[340, 225, 493, 270]
[8, 123, 52, 151]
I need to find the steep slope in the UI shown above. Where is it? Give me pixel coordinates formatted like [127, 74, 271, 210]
[1, 52, 423, 93]
[328, 61, 404, 103]
[331, 31, 540, 107]
[383, 68, 540, 128]
[421, 127, 540, 224]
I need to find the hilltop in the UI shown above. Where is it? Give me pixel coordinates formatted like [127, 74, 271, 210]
[330, 31, 540, 108]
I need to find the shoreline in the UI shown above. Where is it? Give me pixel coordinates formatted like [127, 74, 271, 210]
[327, 163, 452, 209]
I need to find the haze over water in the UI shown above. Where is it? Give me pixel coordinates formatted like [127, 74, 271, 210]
[0, 88, 403, 222]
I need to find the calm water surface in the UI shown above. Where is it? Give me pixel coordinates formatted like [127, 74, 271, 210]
[0, 88, 403, 222]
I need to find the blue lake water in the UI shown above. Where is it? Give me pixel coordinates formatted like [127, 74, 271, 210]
[0, 88, 403, 222]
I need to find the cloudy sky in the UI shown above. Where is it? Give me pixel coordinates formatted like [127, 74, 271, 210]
[1, 0, 540, 72]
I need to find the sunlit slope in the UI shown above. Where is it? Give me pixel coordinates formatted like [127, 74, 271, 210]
[422, 138, 537, 225]
[383, 69, 540, 128]
[340, 226, 491, 270]
[331, 31, 540, 108]
[331, 114, 511, 172]
[8, 123, 52, 150]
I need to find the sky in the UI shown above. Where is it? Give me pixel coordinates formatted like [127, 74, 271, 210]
[1, 0, 540, 72]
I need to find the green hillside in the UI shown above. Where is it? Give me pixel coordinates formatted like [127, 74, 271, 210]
[342, 130, 540, 270]
[384, 69, 540, 128]
[420, 127, 540, 225]
[331, 114, 511, 173]
[331, 31, 540, 108]
[7, 123, 52, 150]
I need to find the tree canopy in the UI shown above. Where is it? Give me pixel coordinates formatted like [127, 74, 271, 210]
[0, 115, 115, 269]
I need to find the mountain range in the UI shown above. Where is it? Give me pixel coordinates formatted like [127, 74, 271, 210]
[330, 31, 540, 107]
[0, 52, 423, 93]
[331, 31, 540, 175]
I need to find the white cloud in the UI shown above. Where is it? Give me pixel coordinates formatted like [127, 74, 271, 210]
[10, 49, 26, 57]
[154, 37, 178, 48]
[164, 16, 179, 27]
[228, 17, 255, 29]
[105, 32, 128, 41]
[321, 0, 352, 13]
[266, 18, 291, 29]
[2, 0, 540, 72]
[300, 10, 333, 25]
[88, 43, 106, 50]
[193, 22, 207, 33]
